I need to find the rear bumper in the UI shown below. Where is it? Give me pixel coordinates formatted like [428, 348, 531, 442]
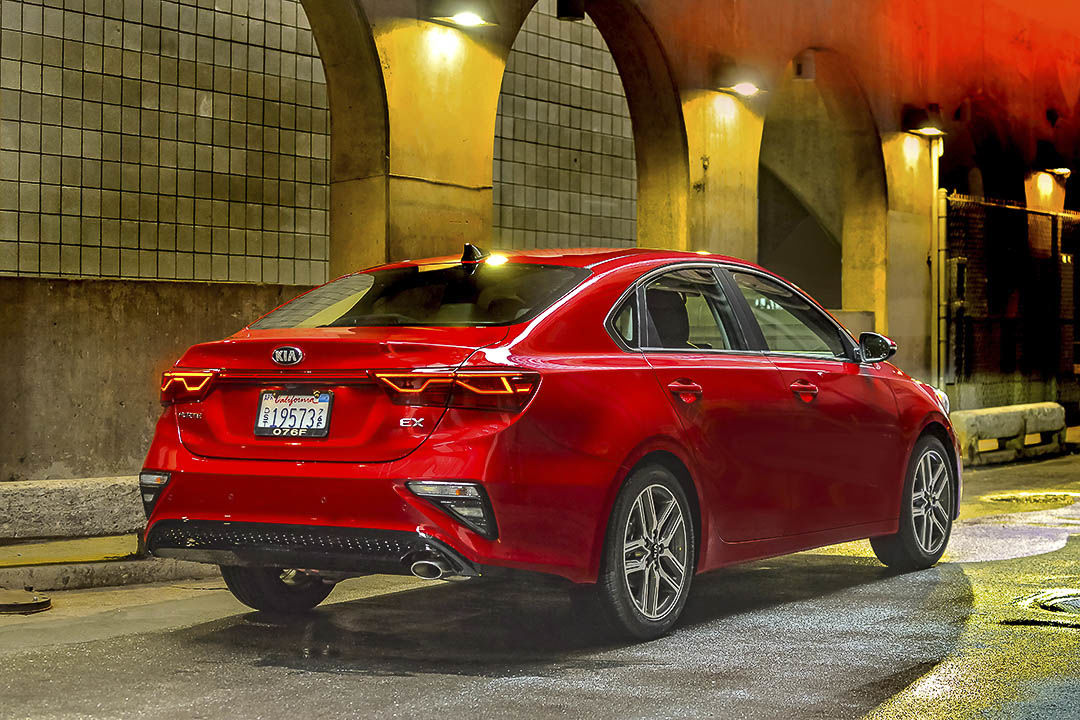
[146, 519, 479, 576]
[141, 405, 620, 583]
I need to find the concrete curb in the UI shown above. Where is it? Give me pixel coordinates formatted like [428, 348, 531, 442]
[0, 557, 218, 592]
[952, 402, 1067, 466]
[0, 476, 142, 541]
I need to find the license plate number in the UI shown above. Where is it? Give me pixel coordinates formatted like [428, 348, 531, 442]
[255, 391, 333, 437]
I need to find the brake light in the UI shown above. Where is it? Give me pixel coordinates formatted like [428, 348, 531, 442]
[374, 370, 539, 412]
[160, 370, 217, 405]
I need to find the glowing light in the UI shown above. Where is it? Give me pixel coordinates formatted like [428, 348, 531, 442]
[1048, 167, 1072, 178]
[731, 82, 760, 97]
[694, 250, 711, 255]
[902, 135, 922, 165]
[426, 26, 463, 62]
[486, 254, 509, 266]
[911, 126, 946, 137]
[449, 11, 486, 26]
[1037, 171, 1055, 196]
[713, 93, 737, 123]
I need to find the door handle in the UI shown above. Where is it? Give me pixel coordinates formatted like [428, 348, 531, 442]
[667, 379, 703, 404]
[789, 379, 819, 402]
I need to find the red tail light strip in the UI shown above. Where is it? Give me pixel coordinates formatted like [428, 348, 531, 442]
[161, 371, 215, 394]
[373, 371, 540, 411]
[160, 370, 218, 405]
[374, 373, 534, 396]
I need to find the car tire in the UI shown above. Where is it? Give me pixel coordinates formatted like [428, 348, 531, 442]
[870, 435, 955, 571]
[595, 463, 695, 640]
[220, 566, 334, 613]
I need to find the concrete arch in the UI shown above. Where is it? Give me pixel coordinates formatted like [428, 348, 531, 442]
[310, 0, 687, 267]
[583, 0, 690, 249]
[495, 0, 690, 250]
[301, 0, 390, 274]
[941, 95, 1027, 203]
[757, 49, 888, 322]
[492, 1, 638, 249]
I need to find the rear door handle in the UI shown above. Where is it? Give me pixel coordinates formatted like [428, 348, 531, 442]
[667, 379, 703, 403]
[789, 379, 819, 401]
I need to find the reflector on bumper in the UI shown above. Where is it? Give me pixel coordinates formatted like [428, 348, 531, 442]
[406, 481, 498, 539]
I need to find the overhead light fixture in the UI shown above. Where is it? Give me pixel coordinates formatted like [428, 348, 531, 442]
[711, 58, 766, 98]
[1034, 139, 1071, 178]
[730, 82, 760, 97]
[902, 103, 947, 137]
[556, 0, 585, 21]
[425, 0, 497, 27]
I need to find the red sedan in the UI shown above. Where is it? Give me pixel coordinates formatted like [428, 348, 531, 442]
[141, 246, 960, 639]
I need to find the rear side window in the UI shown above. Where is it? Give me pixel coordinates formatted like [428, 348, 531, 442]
[610, 298, 637, 348]
[731, 272, 848, 358]
[643, 268, 742, 350]
[251, 262, 589, 329]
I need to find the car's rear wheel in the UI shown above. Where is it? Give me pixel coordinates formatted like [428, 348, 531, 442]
[870, 435, 955, 571]
[220, 566, 335, 613]
[593, 463, 695, 640]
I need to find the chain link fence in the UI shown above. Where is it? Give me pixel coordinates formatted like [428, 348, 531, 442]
[944, 194, 1077, 412]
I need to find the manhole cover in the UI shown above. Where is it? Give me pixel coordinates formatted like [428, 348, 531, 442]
[1035, 591, 1080, 615]
[0, 589, 51, 614]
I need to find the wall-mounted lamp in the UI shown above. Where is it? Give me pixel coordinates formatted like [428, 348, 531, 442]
[902, 103, 947, 137]
[1034, 139, 1071, 179]
[711, 59, 765, 98]
[556, 0, 585, 21]
[425, 0, 498, 27]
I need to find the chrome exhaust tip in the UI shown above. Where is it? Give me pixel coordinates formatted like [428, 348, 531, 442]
[410, 557, 452, 580]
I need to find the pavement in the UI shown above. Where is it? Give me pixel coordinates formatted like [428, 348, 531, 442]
[1, 454, 1078, 719]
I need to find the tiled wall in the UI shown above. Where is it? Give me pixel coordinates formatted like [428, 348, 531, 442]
[493, 0, 637, 249]
[0, 0, 329, 284]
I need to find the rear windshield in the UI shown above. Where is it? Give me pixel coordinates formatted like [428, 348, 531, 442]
[250, 262, 590, 329]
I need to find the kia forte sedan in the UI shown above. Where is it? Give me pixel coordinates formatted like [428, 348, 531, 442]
[142, 246, 959, 639]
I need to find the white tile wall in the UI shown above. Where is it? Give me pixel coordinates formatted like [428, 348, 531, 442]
[0, 0, 329, 283]
[493, 0, 636, 250]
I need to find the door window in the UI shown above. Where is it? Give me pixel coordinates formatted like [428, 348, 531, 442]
[643, 268, 742, 350]
[731, 272, 849, 359]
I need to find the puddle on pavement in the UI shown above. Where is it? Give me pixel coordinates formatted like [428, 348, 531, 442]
[982, 492, 1079, 511]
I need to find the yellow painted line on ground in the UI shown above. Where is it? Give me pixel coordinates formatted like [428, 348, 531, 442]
[0, 535, 140, 568]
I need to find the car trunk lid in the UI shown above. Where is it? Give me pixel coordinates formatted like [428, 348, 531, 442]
[172, 325, 508, 463]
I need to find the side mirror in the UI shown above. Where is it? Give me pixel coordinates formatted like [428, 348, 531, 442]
[859, 332, 897, 363]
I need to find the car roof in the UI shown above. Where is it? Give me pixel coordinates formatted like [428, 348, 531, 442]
[369, 247, 768, 273]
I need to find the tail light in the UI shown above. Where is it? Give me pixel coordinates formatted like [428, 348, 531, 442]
[160, 370, 217, 405]
[374, 370, 539, 412]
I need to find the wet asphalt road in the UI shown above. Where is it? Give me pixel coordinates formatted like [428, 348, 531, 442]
[2, 455, 1079, 719]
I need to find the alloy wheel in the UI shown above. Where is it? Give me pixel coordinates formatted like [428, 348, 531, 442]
[910, 449, 951, 555]
[622, 484, 689, 620]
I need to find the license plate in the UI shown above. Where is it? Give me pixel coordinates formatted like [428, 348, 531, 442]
[255, 391, 333, 438]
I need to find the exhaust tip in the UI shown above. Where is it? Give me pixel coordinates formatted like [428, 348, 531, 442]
[410, 558, 451, 580]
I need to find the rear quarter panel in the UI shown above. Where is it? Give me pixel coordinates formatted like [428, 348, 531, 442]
[463, 262, 701, 582]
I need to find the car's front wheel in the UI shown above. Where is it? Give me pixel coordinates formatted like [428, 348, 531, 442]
[594, 463, 695, 640]
[220, 566, 335, 613]
[870, 435, 955, 571]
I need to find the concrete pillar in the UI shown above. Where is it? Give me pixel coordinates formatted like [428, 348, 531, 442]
[303, 0, 391, 276]
[883, 132, 936, 378]
[683, 91, 763, 260]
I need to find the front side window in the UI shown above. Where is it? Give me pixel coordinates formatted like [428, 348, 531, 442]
[643, 268, 742, 350]
[731, 272, 848, 359]
[250, 262, 589, 329]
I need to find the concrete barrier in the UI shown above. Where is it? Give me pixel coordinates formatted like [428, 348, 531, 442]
[0, 476, 214, 590]
[951, 402, 1068, 466]
[0, 476, 143, 541]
